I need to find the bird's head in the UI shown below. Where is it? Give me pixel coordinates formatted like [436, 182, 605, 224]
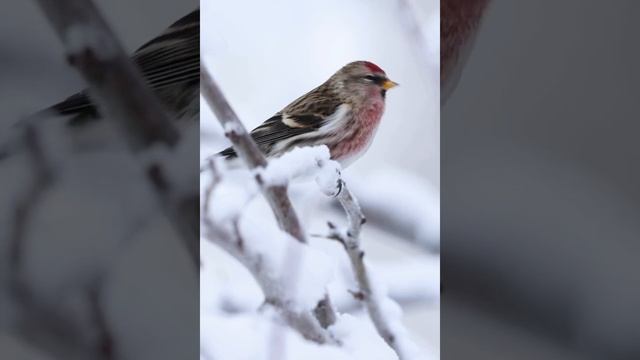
[329, 61, 398, 103]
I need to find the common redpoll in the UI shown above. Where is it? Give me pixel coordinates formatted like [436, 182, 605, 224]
[219, 61, 397, 167]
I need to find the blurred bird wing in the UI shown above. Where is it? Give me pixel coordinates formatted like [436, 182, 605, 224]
[49, 9, 199, 119]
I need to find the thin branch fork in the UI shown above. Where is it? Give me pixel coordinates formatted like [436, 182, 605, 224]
[31, 0, 199, 265]
[329, 180, 412, 360]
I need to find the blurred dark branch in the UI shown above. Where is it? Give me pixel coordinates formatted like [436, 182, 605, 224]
[328, 180, 412, 360]
[200, 61, 339, 332]
[31, 0, 198, 265]
[32, 0, 178, 149]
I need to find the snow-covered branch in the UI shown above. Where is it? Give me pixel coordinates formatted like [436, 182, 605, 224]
[201, 161, 333, 344]
[200, 61, 308, 244]
[327, 181, 421, 360]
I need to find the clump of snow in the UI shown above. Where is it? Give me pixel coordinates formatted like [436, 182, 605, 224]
[235, 199, 337, 312]
[255, 146, 342, 196]
[208, 171, 257, 225]
[329, 313, 399, 359]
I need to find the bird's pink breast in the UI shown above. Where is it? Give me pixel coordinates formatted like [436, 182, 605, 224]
[330, 99, 385, 165]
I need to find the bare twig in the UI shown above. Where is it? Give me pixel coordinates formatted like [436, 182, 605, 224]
[31, 0, 199, 265]
[329, 180, 414, 360]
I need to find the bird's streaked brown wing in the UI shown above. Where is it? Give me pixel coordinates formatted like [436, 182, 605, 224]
[219, 114, 324, 158]
[219, 84, 343, 159]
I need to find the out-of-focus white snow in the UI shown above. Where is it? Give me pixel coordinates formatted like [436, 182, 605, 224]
[201, 309, 400, 360]
[348, 168, 440, 250]
[256, 145, 343, 196]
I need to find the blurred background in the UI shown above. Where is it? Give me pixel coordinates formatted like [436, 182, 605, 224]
[0, 0, 194, 127]
[443, 1, 640, 359]
[200, 0, 441, 357]
[0, 2, 198, 358]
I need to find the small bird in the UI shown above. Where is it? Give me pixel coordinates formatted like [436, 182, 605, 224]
[219, 61, 398, 168]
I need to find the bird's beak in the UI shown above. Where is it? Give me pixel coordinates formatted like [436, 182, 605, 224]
[382, 79, 399, 90]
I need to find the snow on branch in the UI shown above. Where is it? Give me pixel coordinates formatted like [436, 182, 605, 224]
[201, 141, 428, 359]
[200, 60, 309, 244]
[326, 180, 422, 360]
[200, 61, 339, 332]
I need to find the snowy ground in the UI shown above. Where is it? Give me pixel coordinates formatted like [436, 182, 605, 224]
[201, 0, 440, 358]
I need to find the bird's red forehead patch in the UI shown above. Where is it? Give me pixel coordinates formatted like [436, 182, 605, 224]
[363, 61, 385, 74]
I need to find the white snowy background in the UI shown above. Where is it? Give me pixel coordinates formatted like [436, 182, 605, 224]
[201, 0, 440, 359]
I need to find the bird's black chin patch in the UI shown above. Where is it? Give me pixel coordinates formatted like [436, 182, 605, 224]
[381, 89, 387, 98]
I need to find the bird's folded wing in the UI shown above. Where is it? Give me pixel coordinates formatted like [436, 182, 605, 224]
[218, 113, 326, 158]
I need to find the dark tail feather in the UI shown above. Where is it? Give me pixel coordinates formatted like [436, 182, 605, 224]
[218, 146, 237, 159]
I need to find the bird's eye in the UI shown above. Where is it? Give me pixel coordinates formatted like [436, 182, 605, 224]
[364, 75, 377, 82]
